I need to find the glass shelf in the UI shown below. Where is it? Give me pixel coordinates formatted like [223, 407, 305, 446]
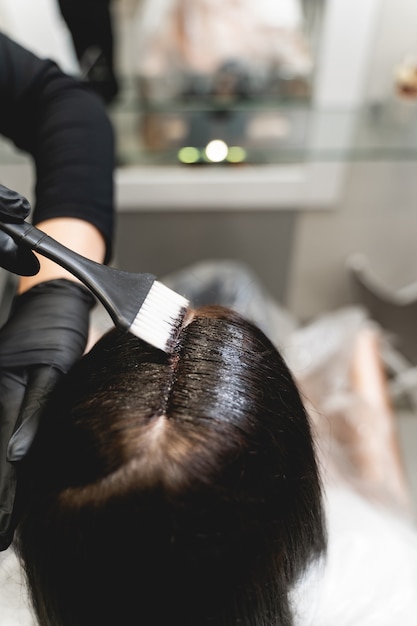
[109, 88, 417, 167]
[1, 85, 416, 168]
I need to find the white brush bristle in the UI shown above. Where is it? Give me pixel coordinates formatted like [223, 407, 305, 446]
[129, 281, 189, 352]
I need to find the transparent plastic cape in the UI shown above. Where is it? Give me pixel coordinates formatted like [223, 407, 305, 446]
[0, 546, 34, 624]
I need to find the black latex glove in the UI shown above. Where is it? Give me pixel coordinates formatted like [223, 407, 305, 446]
[0, 184, 40, 275]
[0, 278, 95, 550]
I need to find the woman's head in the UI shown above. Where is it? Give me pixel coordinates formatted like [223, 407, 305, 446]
[16, 305, 326, 626]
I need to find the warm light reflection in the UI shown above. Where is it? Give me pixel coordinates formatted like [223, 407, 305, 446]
[205, 139, 228, 162]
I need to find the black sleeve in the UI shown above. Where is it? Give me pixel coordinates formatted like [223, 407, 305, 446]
[0, 32, 115, 262]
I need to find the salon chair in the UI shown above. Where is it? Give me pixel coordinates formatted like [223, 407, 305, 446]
[347, 253, 417, 408]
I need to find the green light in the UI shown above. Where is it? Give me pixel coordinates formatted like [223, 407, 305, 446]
[227, 146, 247, 163]
[178, 146, 200, 164]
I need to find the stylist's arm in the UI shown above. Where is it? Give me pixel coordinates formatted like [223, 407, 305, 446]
[0, 31, 114, 550]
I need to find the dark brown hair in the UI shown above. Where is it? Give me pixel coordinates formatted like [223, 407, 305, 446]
[16, 306, 326, 626]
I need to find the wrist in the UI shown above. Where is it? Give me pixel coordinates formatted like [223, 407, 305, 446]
[18, 218, 106, 294]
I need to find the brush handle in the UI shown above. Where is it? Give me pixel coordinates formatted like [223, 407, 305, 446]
[0, 220, 156, 328]
[0, 220, 110, 293]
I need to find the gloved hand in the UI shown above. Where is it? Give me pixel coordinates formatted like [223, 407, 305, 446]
[0, 278, 95, 550]
[0, 183, 40, 275]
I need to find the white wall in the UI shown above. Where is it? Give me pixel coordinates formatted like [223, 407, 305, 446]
[366, 0, 417, 103]
[286, 0, 417, 320]
[0, 0, 79, 74]
[287, 161, 417, 320]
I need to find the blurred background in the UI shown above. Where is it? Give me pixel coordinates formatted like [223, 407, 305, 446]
[0, 0, 417, 507]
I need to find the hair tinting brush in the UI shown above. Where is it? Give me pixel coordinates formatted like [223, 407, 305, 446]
[0, 220, 189, 353]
